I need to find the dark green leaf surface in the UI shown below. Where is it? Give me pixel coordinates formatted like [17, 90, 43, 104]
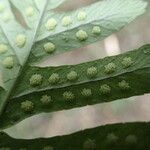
[0, 44, 150, 129]
[0, 122, 150, 150]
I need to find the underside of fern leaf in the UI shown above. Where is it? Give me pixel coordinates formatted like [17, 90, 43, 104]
[0, 44, 150, 129]
[0, 0, 149, 136]
[0, 122, 150, 150]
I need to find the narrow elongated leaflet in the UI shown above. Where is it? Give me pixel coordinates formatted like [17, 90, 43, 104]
[0, 122, 150, 150]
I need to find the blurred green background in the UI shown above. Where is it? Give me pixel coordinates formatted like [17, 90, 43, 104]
[5, 0, 150, 139]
